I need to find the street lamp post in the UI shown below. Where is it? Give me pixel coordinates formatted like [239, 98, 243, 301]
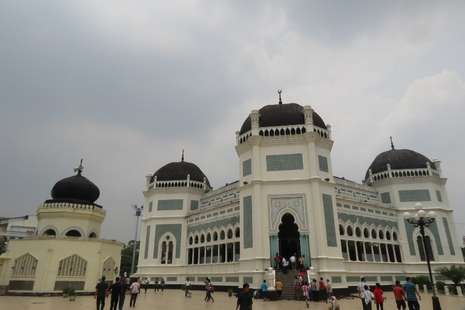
[404, 203, 442, 310]
[130, 204, 143, 276]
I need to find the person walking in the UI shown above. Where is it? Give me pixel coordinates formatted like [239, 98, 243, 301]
[260, 280, 268, 301]
[281, 257, 289, 273]
[357, 277, 367, 308]
[95, 276, 108, 310]
[326, 279, 333, 303]
[160, 278, 165, 293]
[373, 283, 385, 310]
[184, 278, 191, 297]
[393, 281, 407, 310]
[310, 278, 318, 301]
[289, 253, 297, 270]
[298, 255, 305, 270]
[403, 278, 421, 310]
[129, 279, 140, 307]
[360, 285, 374, 310]
[275, 279, 283, 298]
[301, 281, 310, 308]
[236, 283, 253, 310]
[143, 279, 148, 295]
[118, 276, 128, 310]
[204, 279, 215, 303]
[153, 279, 159, 292]
[273, 253, 282, 270]
[109, 277, 121, 310]
[319, 277, 327, 302]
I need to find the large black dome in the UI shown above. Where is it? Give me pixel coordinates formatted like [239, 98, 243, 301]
[50, 174, 100, 204]
[152, 161, 210, 187]
[239, 103, 326, 135]
[365, 149, 435, 180]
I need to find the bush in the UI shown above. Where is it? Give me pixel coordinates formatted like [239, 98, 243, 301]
[435, 281, 445, 293]
[412, 276, 431, 289]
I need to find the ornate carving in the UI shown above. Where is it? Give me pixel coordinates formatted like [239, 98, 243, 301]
[269, 196, 307, 233]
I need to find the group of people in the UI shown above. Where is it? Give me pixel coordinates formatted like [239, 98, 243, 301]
[299, 277, 333, 303]
[274, 252, 306, 273]
[357, 277, 422, 310]
[95, 276, 142, 310]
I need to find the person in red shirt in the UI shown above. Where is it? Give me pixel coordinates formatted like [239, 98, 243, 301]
[373, 283, 385, 310]
[392, 281, 407, 310]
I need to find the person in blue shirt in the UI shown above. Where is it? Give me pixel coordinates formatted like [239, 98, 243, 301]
[260, 280, 268, 301]
[403, 277, 421, 310]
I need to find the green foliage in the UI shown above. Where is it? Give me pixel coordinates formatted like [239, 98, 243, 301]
[435, 281, 445, 292]
[412, 275, 430, 287]
[437, 265, 465, 287]
[120, 240, 140, 275]
[62, 287, 76, 296]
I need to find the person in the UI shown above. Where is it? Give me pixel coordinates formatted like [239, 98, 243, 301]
[393, 281, 407, 310]
[154, 279, 159, 292]
[319, 277, 327, 302]
[310, 278, 318, 301]
[326, 279, 333, 303]
[118, 276, 129, 310]
[129, 279, 140, 307]
[274, 253, 282, 269]
[329, 295, 341, 310]
[184, 278, 191, 297]
[294, 276, 302, 299]
[160, 278, 165, 292]
[301, 281, 310, 308]
[360, 285, 374, 310]
[282, 257, 289, 273]
[260, 280, 268, 300]
[110, 277, 121, 310]
[403, 277, 421, 310]
[357, 277, 367, 307]
[289, 253, 297, 270]
[236, 283, 253, 310]
[143, 278, 148, 294]
[204, 279, 214, 303]
[95, 276, 108, 310]
[298, 255, 305, 270]
[373, 283, 385, 310]
[275, 279, 284, 298]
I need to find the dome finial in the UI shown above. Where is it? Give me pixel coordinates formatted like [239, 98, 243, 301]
[181, 149, 184, 162]
[390, 136, 395, 150]
[74, 158, 84, 175]
[277, 89, 282, 104]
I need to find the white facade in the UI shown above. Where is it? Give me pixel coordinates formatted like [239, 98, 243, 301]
[136, 102, 464, 289]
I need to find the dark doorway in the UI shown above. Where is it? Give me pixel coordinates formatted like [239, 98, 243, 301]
[278, 213, 300, 259]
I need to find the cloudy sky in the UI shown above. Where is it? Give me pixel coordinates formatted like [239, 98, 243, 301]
[1, 1, 465, 243]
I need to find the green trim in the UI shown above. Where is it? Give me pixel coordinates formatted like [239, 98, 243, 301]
[190, 200, 199, 210]
[399, 190, 431, 202]
[442, 217, 456, 255]
[429, 221, 443, 255]
[338, 213, 398, 229]
[225, 277, 239, 283]
[157, 199, 183, 210]
[243, 196, 253, 248]
[243, 159, 252, 176]
[404, 219, 416, 255]
[187, 216, 239, 235]
[243, 277, 253, 284]
[266, 154, 303, 171]
[318, 155, 329, 172]
[323, 194, 337, 247]
[153, 224, 182, 258]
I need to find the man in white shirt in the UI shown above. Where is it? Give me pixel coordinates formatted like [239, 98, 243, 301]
[289, 254, 296, 270]
[185, 278, 191, 297]
[129, 279, 141, 308]
[357, 277, 367, 308]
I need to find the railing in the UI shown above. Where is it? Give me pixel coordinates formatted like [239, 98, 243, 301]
[147, 179, 205, 190]
[371, 167, 437, 182]
[238, 125, 330, 144]
[40, 202, 105, 214]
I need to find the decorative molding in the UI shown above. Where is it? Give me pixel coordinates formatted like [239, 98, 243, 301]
[268, 195, 307, 233]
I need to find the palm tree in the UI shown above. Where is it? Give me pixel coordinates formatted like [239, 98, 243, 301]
[437, 265, 465, 288]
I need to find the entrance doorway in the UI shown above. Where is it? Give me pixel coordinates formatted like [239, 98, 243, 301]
[278, 213, 300, 259]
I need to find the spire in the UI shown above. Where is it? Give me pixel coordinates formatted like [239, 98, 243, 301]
[74, 158, 84, 175]
[181, 149, 184, 162]
[390, 136, 395, 150]
[278, 89, 282, 104]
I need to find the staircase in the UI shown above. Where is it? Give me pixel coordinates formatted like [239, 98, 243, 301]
[275, 270, 300, 300]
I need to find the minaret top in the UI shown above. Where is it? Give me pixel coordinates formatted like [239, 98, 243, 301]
[390, 136, 395, 150]
[74, 159, 84, 175]
[181, 149, 184, 162]
[278, 89, 282, 104]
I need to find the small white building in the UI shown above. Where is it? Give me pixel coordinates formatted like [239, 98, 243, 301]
[136, 98, 464, 289]
[0, 163, 122, 294]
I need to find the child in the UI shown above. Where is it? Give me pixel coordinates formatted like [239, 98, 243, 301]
[301, 281, 310, 308]
[328, 295, 340, 310]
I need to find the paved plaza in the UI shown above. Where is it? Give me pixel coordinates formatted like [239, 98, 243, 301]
[1, 290, 465, 310]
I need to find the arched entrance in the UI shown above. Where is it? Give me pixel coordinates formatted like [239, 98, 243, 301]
[278, 213, 301, 259]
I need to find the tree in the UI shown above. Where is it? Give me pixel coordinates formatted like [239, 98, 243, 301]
[437, 265, 465, 287]
[120, 240, 140, 276]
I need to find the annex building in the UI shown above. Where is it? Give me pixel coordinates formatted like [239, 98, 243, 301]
[136, 97, 463, 289]
[0, 163, 122, 294]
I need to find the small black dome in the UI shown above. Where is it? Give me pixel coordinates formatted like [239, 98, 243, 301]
[365, 149, 435, 180]
[152, 161, 210, 187]
[50, 174, 100, 204]
[239, 103, 326, 135]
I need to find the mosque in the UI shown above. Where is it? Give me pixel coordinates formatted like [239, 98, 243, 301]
[136, 94, 464, 289]
[0, 161, 122, 294]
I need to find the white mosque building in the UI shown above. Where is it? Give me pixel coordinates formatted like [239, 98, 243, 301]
[0, 162, 122, 294]
[136, 96, 463, 289]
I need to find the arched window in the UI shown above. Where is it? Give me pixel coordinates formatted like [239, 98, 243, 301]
[417, 235, 434, 261]
[12, 253, 38, 277]
[339, 225, 345, 235]
[392, 232, 398, 241]
[371, 229, 377, 239]
[167, 241, 174, 264]
[213, 232, 218, 241]
[355, 227, 362, 238]
[194, 235, 199, 244]
[227, 229, 233, 239]
[189, 236, 193, 245]
[235, 227, 240, 238]
[161, 241, 167, 264]
[347, 226, 353, 236]
[58, 254, 87, 277]
[206, 233, 211, 242]
[65, 229, 82, 238]
[43, 229, 56, 237]
[89, 232, 97, 238]
[220, 230, 225, 240]
[200, 234, 205, 243]
[363, 228, 369, 238]
[386, 231, 391, 241]
[379, 230, 384, 240]
[102, 257, 116, 279]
